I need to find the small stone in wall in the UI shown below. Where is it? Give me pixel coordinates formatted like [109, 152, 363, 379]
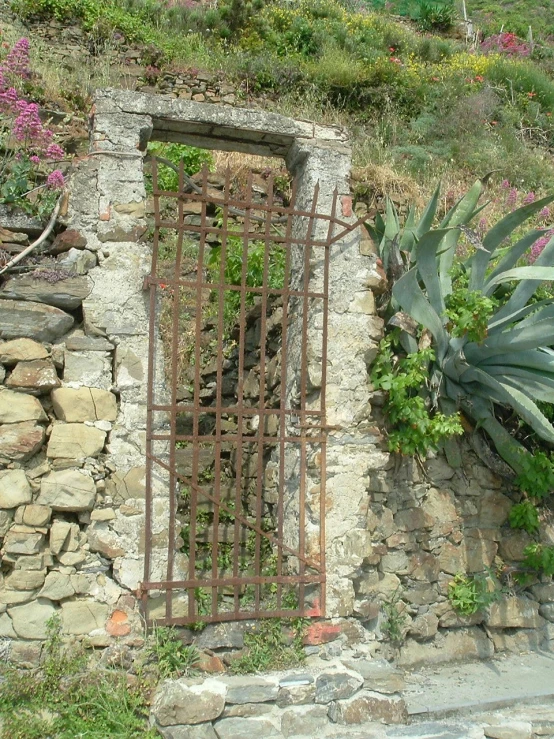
[0, 388, 48, 424]
[51, 387, 117, 422]
[37, 468, 97, 511]
[152, 678, 227, 727]
[0, 274, 92, 311]
[60, 599, 109, 635]
[2, 530, 44, 555]
[0, 469, 32, 508]
[314, 667, 364, 704]
[0, 338, 50, 365]
[6, 358, 61, 394]
[0, 421, 45, 462]
[0, 299, 74, 342]
[7, 598, 57, 639]
[327, 690, 408, 725]
[46, 423, 106, 459]
[486, 596, 544, 629]
[220, 676, 279, 704]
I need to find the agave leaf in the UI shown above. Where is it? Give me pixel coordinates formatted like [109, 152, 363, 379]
[416, 182, 441, 237]
[485, 265, 554, 290]
[484, 228, 547, 293]
[440, 180, 483, 228]
[465, 319, 554, 361]
[477, 349, 554, 372]
[490, 234, 554, 324]
[438, 181, 485, 296]
[414, 228, 453, 315]
[392, 268, 449, 360]
[469, 195, 554, 291]
[461, 366, 554, 442]
[400, 206, 417, 253]
[487, 298, 553, 334]
[485, 364, 554, 391]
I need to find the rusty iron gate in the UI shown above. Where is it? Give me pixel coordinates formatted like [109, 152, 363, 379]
[140, 159, 362, 626]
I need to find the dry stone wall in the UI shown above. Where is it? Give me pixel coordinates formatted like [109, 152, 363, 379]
[0, 89, 552, 674]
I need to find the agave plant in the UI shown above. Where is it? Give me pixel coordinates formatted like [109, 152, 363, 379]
[387, 183, 554, 474]
[366, 181, 487, 276]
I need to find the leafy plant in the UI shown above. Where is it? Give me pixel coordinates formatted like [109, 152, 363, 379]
[0, 614, 156, 738]
[515, 449, 554, 498]
[371, 334, 463, 455]
[383, 179, 554, 474]
[146, 624, 201, 678]
[207, 228, 285, 331]
[381, 589, 407, 647]
[417, 0, 455, 32]
[229, 617, 307, 674]
[508, 499, 540, 534]
[523, 543, 554, 575]
[147, 142, 214, 191]
[448, 571, 501, 615]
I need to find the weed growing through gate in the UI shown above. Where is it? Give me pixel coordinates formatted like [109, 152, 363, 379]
[145, 624, 201, 678]
[229, 615, 308, 674]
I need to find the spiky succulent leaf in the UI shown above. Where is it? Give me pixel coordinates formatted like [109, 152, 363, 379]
[468, 195, 554, 292]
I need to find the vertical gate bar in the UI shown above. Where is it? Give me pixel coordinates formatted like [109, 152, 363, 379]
[144, 157, 162, 621]
[232, 171, 254, 617]
[276, 178, 298, 611]
[319, 187, 338, 617]
[188, 162, 210, 621]
[253, 173, 275, 613]
[211, 166, 232, 618]
[298, 182, 320, 613]
[166, 158, 186, 621]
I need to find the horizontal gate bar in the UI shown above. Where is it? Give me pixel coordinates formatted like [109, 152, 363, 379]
[140, 573, 324, 591]
[146, 452, 323, 570]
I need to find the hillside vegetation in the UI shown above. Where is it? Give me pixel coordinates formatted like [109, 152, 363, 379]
[4, 0, 554, 200]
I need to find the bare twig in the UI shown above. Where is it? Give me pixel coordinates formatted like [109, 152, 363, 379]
[0, 192, 64, 276]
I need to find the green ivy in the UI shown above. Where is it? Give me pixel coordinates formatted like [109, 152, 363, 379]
[523, 543, 554, 576]
[447, 571, 501, 616]
[444, 286, 498, 343]
[371, 334, 463, 456]
[515, 449, 554, 499]
[509, 499, 540, 534]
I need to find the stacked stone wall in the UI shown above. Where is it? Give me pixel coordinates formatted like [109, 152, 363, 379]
[0, 88, 552, 673]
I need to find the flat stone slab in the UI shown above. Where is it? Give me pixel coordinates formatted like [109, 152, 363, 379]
[402, 652, 554, 716]
[0, 299, 74, 342]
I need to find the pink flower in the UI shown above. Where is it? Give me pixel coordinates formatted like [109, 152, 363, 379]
[528, 230, 554, 263]
[501, 179, 510, 189]
[539, 206, 551, 220]
[506, 188, 518, 210]
[1, 38, 30, 79]
[29, 155, 40, 165]
[46, 169, 65, 189]
[0, 85, 19, 113]
[45, 142, 64, 160]
[523, 191, 535, 204]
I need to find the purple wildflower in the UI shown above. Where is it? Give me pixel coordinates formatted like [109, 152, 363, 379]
[478, 217, 488, 235]
[46, 169, 65, 189]
[539, 206, 551, 220]
[0, 86, 19, 113]
[506, 188, 518, 209]
[45, 142, 64, 160]
[1, 38, 30, 79]
[523, 191, 535, 204]
[501, 179, 510, 189]
[528, 230, 554, 263]
[29, 154, 40, 165]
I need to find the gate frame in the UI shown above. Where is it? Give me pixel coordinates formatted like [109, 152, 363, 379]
[140, 158, 367, 626]
[76, 90, 383, 623]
